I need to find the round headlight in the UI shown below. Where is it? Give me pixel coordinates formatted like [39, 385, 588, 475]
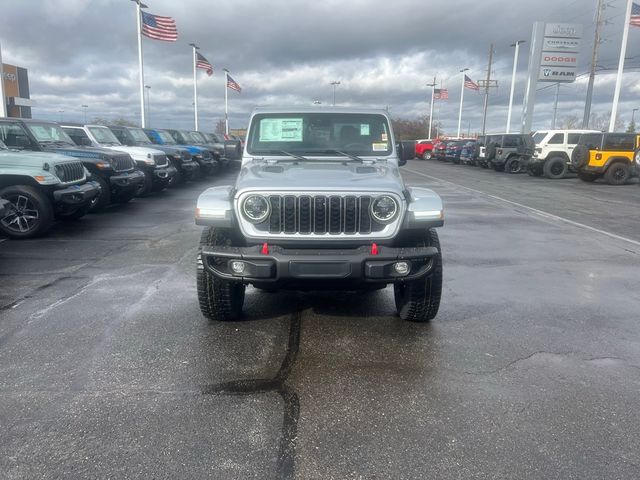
[242, 195, 270, 223]
[370, 195, 398, 223]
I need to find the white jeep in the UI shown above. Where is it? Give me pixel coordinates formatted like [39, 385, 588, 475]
[529, 129, 599, 179]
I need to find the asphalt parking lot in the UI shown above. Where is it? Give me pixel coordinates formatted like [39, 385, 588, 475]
[1, 162, 640, 479]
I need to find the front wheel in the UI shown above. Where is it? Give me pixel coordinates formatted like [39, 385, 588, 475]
[394, 229, 442, 322]
[197, 227, 246, 322]
[136, 171, 153, 197]
[0, 185, 54, 239]
[543, 156, 568, 179]
[422, 152, 432, 160]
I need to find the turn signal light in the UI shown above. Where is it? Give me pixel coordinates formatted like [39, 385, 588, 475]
[261, 243, 269, 255]
[371, 243, 379, 255]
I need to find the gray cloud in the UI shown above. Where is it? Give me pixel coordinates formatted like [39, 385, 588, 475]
[2, 0, 639, 134]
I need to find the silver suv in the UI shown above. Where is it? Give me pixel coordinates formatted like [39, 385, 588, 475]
[195, 107, 445, 323]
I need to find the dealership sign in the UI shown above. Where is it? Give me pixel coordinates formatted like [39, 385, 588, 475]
[538, 23, 582, 83]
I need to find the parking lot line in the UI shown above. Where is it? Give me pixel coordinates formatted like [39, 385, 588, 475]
[403, 167, 640, 249]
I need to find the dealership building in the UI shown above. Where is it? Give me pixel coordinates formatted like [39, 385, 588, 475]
[1, 63, 31, 118]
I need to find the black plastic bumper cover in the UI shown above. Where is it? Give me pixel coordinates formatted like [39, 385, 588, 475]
[153, 165, 177, 182]
[52, 181, 100, 205]
[109, 170, 145, 189]
[201, 244, 439, 284]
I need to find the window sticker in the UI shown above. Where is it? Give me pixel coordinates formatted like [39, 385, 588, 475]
[360, 124, 370, 136]
[381, 133, 388, 142]
[259, 118, 303, 142]
[372, 142, 388, 151]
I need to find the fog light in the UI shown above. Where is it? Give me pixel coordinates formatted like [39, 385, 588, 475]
[393, 261, 410, 275]
[230, 261, 245, 274]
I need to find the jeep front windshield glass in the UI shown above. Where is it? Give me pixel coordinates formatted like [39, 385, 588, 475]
[155, 130, 177, 145]
[247, 113, 392, 157]
[26, 123, 75, 146]
[88, 127, 121, 145]
[128, 128, 152, 144]
[189, 132, 207, 144]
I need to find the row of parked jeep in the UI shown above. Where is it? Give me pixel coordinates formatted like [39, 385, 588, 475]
[0, 118, 243, 239]
[415, 129, 640, 185]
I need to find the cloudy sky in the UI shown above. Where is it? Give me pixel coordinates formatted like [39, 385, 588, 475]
[2, 0, 639, 134]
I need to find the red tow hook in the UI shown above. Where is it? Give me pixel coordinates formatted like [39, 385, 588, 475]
[261, 242, 269, 255]
[371, 243, 379, 255]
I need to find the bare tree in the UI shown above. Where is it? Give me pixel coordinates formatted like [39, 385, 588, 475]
[559, 114, 580, 129]
[589, 111, 624, 132]
[215, 119, 226, 134]
[90, 117, 137, 127]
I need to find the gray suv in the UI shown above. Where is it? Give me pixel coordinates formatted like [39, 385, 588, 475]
[195, 107, 445, 323]
[485, 133, 536, 173]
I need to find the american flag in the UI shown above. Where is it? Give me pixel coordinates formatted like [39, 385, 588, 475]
[434, 88, 449, 100]
[464, 74, 479, 91]
[226, 73, 242, 93]
[141, 11, 178, 42]
[196, 52, 213, 76]
[631, 2, 640, 27]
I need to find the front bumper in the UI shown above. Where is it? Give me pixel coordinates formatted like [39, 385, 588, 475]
[52, 181, 101, 205]
[109, 170, 145, 190]
[201, 243, 439, 285]
[153, 165, 176, 184]
[178, 160, 199, 172]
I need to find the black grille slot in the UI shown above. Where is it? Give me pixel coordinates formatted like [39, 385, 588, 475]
[263, 194, 379, 235]
[55, 162, 84, 183]
[113, 155, 134, 172]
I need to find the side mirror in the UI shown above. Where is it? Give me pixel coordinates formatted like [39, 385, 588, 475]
[396, 141, 415, 166]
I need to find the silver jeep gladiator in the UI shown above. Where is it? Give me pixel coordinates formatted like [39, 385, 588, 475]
[195, 107, 444, 322]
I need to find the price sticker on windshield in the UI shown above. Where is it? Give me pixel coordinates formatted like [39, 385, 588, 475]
[372, 143, 388, 151]
[259, 118, 303, 142]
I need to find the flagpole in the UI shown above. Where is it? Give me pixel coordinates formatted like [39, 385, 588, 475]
[0, 41, 7, 117]
[609, 0, 633, 132]
[427, 76, 436, 140]
[457, 68, 468, 138]
[224, 69, 229, 135]
[189, 43, 199, 130]
[133, 0, 147, 128]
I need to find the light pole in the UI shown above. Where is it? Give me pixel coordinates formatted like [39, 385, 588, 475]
[330, 81, 340, 106]
[131, 0, 149, 127]
[144, 85, 151, 126]
[506, 40, 525, 134]
[632, 108, 638, 130]
[81, 105, 88, 123]
[189, 43, 199, 130]
[457, 68, 469, 138]
[426, 77, 436, 140]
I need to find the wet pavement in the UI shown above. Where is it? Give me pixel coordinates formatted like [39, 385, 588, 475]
[1, 160, 639, 479]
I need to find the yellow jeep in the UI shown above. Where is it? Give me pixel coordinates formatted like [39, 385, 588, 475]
[571, 132, 640, 185]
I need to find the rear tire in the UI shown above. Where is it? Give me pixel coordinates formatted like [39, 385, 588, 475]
[393, 229, 442, 323]
[543, 156, 568, 179]
[604, 162, 631, 185]
[197, 227, 246, 322]
[527, 163, 543, 176]
[505, 157, 523, 174]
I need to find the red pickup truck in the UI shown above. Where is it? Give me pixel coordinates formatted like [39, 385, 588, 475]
[415, 140, 434, 160]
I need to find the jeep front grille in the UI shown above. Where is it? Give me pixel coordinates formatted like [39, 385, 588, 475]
[267, 194, 377, 235]
[113, 155, 135, 172]
[154, 154, 169, 167]
[55, 162, 85, 184]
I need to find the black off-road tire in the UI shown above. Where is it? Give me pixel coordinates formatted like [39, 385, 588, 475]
[479, 161, 489, 169]
[197, 227, 246, 322]
[393, 229, 442, 323]
[136, 171, 153, 197]
[604, 162, 631, 185]
[571, 145, 589, 169]
[485, 143, 497, 161]
[577, 171, 599, 183]
[505, 157, 523, 174]
[113, 190, 136, 204]
[0, 185, 54, 239]
[169, 163, 183, 186]
[90, 175, 111, 212]
[544, 156, 568, 179]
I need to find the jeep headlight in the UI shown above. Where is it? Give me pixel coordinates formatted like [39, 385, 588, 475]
[241, 195, 270, 223]
[144, 153, 156, 165]
[370, 195, 398, 223]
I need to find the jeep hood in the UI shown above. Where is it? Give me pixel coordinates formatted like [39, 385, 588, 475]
[102, 145, 165, 159]
[236, 161, 404, 193]
[46, 145, 129, 159]
[0, 150, 83, 167]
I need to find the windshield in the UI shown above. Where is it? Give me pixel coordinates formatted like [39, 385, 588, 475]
[0, 139, 6, 150]
[128, 128, 152, 144]
[532, 132, 547, 144]
[89, 126, 121, 145]
[578, 133, 603, 149]
[247, 112, 392, 157]
[189, 131, 206, 144]
[155, 130, 177, 144]
[26, 122, 75, 145]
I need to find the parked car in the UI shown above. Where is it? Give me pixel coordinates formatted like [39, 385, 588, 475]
[62, 124, 176, 196]
[484, 134, 535, 173]
[186, 131, 229, 170]
[160, 129, 219, 175]
[142, 128, 208, 182]
[195, 107, 444, 323]
[415, 139, 434, 160]
[476, 135, 497, 168]
[0, 118, 142, 211]
[571, 132, 640, 185]
[459, 140, 478, 165]
[433, 140, 448, 161]
[445, 140, 468, 164]
[201, 132, 243, 167]
[0, 138, 100, 238]
[529, 129, 600, 179]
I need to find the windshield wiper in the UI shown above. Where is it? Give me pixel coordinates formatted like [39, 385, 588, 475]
[323, 149, 364, 162]
[259, 150, 309, 162]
